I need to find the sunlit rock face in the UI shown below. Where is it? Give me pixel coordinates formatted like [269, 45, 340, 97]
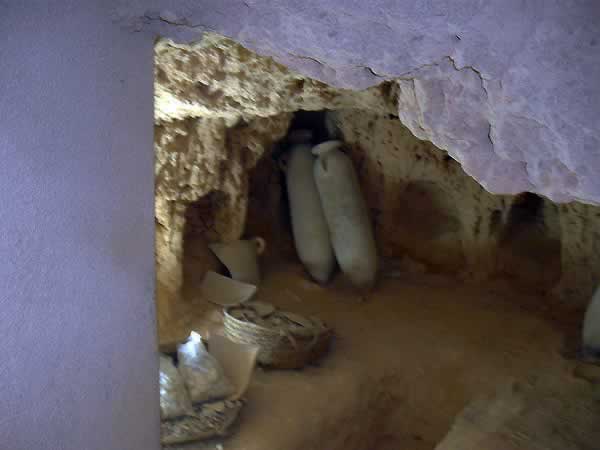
[118, 0, 600, 204]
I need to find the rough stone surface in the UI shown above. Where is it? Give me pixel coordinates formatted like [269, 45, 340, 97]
[153, 36, 397, 329]
[144, 20, 600, 450]
[118, 0, 600, 204]
[154, 35, 397, 124]
[154, 35, 600, 328]
[436, 375, 600, 450]
[154, 112, 291, 332]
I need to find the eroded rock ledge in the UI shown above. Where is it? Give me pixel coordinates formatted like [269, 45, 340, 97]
[120, 0, 600, 204]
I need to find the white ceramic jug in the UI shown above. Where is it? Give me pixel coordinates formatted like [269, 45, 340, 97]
[209, 237, 266, 285]
[313, 140, 378, 289]
[286, 130, 336, 283]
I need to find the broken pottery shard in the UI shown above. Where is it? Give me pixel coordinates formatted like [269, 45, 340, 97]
[209, 237, 265, 285]
[201, 271, 257, 306]
[207, 334, 259, 400]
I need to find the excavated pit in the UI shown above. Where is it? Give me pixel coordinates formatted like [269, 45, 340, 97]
[155, 34, 600, 450]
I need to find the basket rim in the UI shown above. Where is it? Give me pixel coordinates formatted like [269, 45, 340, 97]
[223, 306, 281, 336]
[223, 305, 332, 338]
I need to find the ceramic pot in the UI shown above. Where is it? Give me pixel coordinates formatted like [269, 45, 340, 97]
[209, 237, 266, 285]
[313, 140, 378, 288]
[286, 131, 336, 283]
[200, 271, 257, 306]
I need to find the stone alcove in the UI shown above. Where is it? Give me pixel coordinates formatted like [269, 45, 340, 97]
[496, 192, 562, 294]
[390, 180, 464, 272]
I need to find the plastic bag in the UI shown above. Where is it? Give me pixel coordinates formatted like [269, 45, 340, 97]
[159, 354, 193, 419]
[177, 332, 235, 404]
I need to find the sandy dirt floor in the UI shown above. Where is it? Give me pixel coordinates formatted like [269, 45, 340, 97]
[160, 260, 586, 450]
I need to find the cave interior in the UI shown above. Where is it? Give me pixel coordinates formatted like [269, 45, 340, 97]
[154, 35, 600, 450]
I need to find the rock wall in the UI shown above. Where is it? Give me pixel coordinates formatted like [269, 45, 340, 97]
[121, 0, 600, 205]
[154, 34, 600, 334]
[154, 114, 291, 333]
[154, 35, 397, 123]
[329, 110, 600, 303]
[1, 3, 159, 450]
[154, 35, 396, 332]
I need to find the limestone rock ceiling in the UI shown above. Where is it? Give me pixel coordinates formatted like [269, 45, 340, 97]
[119, 0, 600, 203]
[154, 36, 397, 123]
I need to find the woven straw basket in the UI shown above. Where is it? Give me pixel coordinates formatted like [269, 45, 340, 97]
[223, 306, 333, 369]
